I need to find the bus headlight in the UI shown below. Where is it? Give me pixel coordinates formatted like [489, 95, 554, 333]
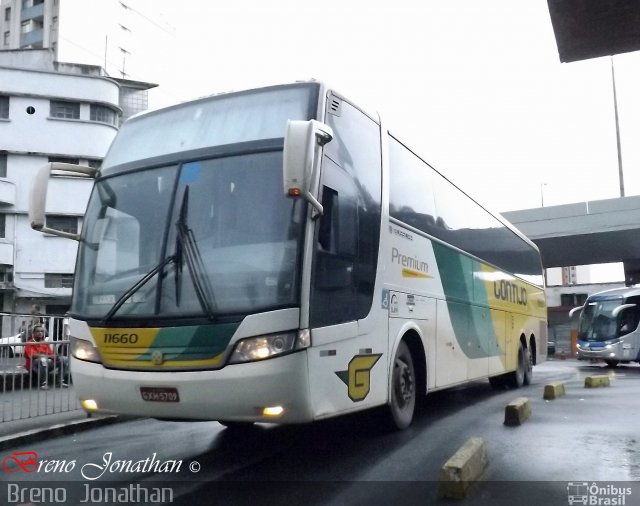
[229, 330, 309, 364]
[71, 337, 102, 363]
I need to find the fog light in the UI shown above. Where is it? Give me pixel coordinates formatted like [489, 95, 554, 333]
[262, 406, 284, 417]
[81, 399, 98, 411]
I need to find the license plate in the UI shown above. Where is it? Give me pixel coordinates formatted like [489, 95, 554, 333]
[140, 387, 180, 403]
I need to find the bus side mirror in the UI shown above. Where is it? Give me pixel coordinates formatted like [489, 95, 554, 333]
[569, 306, 583, 318]
[283, 120, 333, 216]
[612, 304, 637, 318]
[30, 162, 98, 241]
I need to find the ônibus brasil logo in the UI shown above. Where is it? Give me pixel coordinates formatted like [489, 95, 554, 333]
[567, 482, 632, 506]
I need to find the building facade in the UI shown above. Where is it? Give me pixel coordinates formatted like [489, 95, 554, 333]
[0, 49, 154, 333]
[1, 0, 171, 83]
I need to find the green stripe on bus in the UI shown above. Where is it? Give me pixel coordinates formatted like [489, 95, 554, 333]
[137, 322, 239, 361]
[433, 242, 498, 359]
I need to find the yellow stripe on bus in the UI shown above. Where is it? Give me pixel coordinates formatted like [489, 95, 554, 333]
[402, 268, 433, 279]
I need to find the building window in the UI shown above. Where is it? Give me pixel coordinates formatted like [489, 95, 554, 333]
[3, 31, 9, 46]
[20, 20, 31, 34]
[45, 273, 74, 288]
[87, 159, 102, 170]
[0, 214, 5, 238]
[0, 96, 8, 119]
[0, 265, 13, 284]
[0, 154, 7, 177]
[50, 100, 80, 119]
[46, 215, 78, 234]
[48, 156, 79, 165]
[560, 293, 588, 307]
[4, 7, 10, 22]
[90, 104, 117, 125]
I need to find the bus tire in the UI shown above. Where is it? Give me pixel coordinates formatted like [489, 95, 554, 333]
[523, 345, 533, 386]
[386, 340, 416, 430]
[508, 342, 527, 388]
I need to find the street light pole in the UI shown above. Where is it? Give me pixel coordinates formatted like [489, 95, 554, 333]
[540, 183, 547, 207]
[611, 56, 625, 197]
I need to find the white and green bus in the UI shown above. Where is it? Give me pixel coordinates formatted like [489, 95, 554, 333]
[30, 81, 547, 429]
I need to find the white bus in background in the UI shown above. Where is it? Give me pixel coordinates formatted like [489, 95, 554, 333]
[573, 286, 640, 367]
[30, 81, 547, 430]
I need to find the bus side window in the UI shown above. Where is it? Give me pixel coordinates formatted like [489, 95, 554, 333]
[311, 94, 381, 327]
[620, 301, 640, 335]
[318, 185, 357, 257]
[314, 162, 358, 292]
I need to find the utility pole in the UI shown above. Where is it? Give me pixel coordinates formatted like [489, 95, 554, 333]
[611, 57, 625, 197]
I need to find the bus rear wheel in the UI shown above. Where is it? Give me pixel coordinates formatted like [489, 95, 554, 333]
[386, 341, 416, 430]
[508, 342, 528, 388]
[523, 345, 533, 385]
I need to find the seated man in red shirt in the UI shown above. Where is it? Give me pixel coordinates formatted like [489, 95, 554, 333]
[24, 325, 70, 389]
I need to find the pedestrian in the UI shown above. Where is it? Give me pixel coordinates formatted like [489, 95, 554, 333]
[24, 325, 69, 389]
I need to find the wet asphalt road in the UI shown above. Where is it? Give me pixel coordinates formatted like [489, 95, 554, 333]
[2, 358, 640, 506]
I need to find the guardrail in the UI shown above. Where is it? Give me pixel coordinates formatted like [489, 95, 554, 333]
[0, 338, 81, 422]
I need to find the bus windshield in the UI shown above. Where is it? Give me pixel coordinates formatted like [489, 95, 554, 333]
[102, 84, 319, 171]
[71, 83, 319, 321]
[577, 298, 623, 342]
[73, 150, 306, 320]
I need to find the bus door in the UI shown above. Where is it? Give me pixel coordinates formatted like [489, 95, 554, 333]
[306, 93, 385, 418]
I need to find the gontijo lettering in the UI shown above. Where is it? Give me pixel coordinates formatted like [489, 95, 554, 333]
[391, 247, 430, 278]
[493, 280, 528, 306]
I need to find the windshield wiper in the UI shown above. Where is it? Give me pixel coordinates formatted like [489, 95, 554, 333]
[175, 186, 217, 319]
[102, 254, 175, 323]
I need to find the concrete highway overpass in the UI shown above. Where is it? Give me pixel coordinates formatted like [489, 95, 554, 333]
[502, 195, 640, 286]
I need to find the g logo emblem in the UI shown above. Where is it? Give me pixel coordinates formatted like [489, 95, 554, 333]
[151, 350, 164, 365]
[335, 354, 382, 402]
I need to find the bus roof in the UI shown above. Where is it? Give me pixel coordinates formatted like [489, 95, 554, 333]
[588, 286, 640, 301]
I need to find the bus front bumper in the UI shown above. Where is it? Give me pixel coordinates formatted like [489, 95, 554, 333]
[576, 342, 632, 361]
[71, 351, 314, 424]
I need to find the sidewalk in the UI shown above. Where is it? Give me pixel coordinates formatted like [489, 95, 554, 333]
[0, 409, 120, 450]
[0, 368, 121, 450]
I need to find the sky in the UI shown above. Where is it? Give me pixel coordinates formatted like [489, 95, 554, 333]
[131, 0, 640, 215]
[93, 0, 640, 282]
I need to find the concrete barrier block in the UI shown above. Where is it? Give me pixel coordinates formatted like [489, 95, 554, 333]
[543, 382, 566, 400]
[504, 397, 531, 426]
[585, 375, 610, 388]
[438, 437, 488, 499]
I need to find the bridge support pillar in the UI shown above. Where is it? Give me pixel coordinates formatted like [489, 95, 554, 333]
[623, 259, 640, 286]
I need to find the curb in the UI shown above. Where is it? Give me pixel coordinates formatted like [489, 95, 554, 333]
[585, 375, 611, 388]
[438, 437, 488, 499]
[504, 397, 531, 426]
[0, 415, 121, 451]
[543, 381, 566, 400]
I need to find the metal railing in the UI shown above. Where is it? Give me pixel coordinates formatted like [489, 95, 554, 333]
[0, 315, 81, 422]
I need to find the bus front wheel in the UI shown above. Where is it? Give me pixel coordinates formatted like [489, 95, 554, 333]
[386, 341, 416, 430]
